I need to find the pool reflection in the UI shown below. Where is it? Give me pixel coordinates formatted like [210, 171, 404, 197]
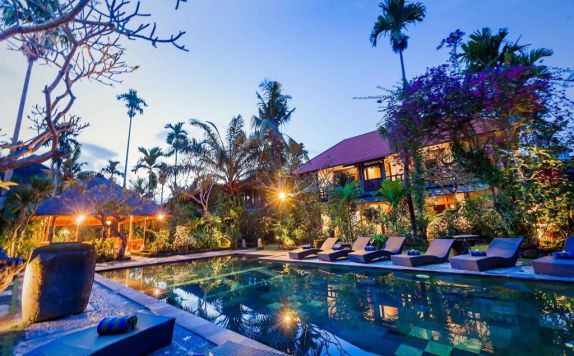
[102, 257, 574, 355]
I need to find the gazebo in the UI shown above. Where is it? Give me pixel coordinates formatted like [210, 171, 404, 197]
[34, 175, 166, 250]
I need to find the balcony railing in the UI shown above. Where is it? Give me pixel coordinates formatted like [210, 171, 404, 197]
[362, 178, 382, 193]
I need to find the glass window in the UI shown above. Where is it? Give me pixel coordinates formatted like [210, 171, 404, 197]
[363, 165, 381, 180]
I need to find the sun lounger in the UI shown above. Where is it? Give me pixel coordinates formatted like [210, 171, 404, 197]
[27, 312, 175, 356]
[288, 237, 338, 260]
[348, 236, 406, 264]
[449, 237, 523, 272]
[317, 236, 371, 262]
[532, 236, 574, 277]
[391, 239, 454, 267]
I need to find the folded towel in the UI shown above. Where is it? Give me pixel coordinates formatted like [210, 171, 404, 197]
[365, 246, 376, 251]
[97, 315, 138, 335]
[332, 245, 343, 251]
[470, 250, 487, 257]
[554, 251, 574, 259]
[407, 249, 420, 256]
[302, 245, 312, 250]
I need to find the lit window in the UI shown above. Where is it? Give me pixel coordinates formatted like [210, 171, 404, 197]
[363, 165, 381, 180]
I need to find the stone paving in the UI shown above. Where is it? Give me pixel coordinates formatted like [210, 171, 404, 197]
[0, 276, 214, 355]
[260, 251, 574, 283]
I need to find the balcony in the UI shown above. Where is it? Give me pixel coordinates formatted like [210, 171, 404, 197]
[362, 178, 381, 193]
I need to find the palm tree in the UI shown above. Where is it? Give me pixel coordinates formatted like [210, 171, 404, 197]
[130, 177, 147, 196]
[2, 33, 51, 187]
[459, 28, 553, 74]
[117, 89, 147, 188]
[59, 147, 87, 188]
[100, 160, 124, 183]
[157, 163, 169, 204]
[132, 147, 164, 198]
[190, 116, 259, 196]
[370, 0, 426, 86]
[164, 122, 188, 187]
[252, 80, 295, 170]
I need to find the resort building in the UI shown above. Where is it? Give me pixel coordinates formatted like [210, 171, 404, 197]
[299, 130, 490, 213]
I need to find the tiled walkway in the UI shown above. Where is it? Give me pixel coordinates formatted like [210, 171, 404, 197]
[260, 251, 574, 283]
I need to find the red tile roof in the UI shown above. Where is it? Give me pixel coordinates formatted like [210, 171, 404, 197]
[299, 131, 394, 173]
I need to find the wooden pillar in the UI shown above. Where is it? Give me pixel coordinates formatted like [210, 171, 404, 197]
[143, 217, 147, 250]
[127, 215, 133, 252]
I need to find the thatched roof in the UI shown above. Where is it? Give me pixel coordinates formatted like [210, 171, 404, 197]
[35, 175, 165, 226]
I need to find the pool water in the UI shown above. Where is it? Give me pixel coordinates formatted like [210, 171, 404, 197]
[101, 256, 574, 355]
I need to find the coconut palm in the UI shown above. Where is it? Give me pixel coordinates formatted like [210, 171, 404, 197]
[164, 122, 188, 187]
[370, 0, 426, 86]
[132, 147, 164, 198]
[190, 116, 258, 196]
[59, 147, 87, 187]
[130, 177, 147, 196]
[252, 80, 295, 170]
[117, 89, 147, 188]
[157, 163, 169, 204]
[100, 160, 124, 183]
[459, 28, 553, 74]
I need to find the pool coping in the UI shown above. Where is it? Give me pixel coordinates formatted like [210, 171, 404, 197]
[95, 249, 270, 272]
[94, 273, 284, 354]
[259, 253, 574, 284]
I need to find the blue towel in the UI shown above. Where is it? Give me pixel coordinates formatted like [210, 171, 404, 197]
[365, 246, 376, 251]
[554, 251, 574, 259]
[332, 245, 343, 250]
[302, 245, 312, 250]
[470, 250, 487, 257]
[407, 250, 420, 256]
[97, 315, 138, 335]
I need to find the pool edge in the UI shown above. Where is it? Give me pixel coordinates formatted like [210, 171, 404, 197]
[93, 273, 285, 354]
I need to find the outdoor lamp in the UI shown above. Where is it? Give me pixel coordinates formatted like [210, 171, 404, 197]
[278, 191, 287, 201]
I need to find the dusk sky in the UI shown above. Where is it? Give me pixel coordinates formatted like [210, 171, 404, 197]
[1, 0, 573, 181]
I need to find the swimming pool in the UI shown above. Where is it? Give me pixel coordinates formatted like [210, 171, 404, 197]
[101, 256, 574, 355]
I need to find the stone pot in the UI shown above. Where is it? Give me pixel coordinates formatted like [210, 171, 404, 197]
[22, 242, 96, 323]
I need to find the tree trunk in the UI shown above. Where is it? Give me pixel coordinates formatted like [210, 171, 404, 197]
[399, 50, 407, 87]
[173, 149, 178, 188]
[123, 115, 133, 188]
[2, 57, 34, 204]
[402, 156, 418, 240]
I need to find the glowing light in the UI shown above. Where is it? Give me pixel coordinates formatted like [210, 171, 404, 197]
[75, 214, 86, 224]
[278, 308, 299, 330]
[157, 213, 165, 221]
[106, 220, 112, 226]
[278, 191, 287, 201]
[153, 288, 161, 297]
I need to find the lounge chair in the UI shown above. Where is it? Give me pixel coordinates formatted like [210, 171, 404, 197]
[27, 313, 175, 356]
[348, 236, 406, 264]
[391, 239, 454, 267]
[317, 236, 371, 262]
[532, 236, 574, 277]
[288, 237, 338, 260]
[449, 237, 523, 272]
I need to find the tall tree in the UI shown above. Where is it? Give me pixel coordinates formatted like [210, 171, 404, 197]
[459, 28, 553, 74]
[190, 116, 258, 196]
[0, 0, 187, 173]
[132, 147, 163, 198]
[370, 0, 426, 238]
[117, 89, 147, 188]
[252, 80, 295, 170]
[164, 122, 188, 188]
[370, 0, 426, 86]
[100, 160, 124, 183]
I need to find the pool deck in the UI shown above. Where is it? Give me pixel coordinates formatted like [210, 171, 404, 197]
[6, 248, 573, 355]
[259, 251, 574, 284]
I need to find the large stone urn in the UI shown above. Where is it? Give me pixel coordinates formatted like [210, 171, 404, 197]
[22, 242, 96, 323]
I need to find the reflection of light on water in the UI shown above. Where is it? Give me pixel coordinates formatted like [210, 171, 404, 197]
[381, 305, 398, 321]
[278, 308, 299, 331]
[416, 274, 430, 279]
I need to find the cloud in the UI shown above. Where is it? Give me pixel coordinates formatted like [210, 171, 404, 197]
[82, 142, 117, 159]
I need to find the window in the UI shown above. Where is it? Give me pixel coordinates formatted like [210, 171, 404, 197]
[363, 165, 382, 180]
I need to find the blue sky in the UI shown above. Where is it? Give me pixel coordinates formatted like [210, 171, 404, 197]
[1, 0, 573, 179]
